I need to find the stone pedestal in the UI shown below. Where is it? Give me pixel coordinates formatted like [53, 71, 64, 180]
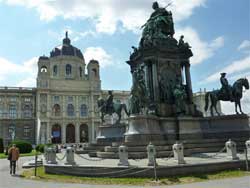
[147, 143, 157, 166]
[125, 115, 172, 144]
[246, 139, 250, 155]
[173, 142, 186, 164]
[96, 123, 126, 144]
[65, 147, 76, 165]
[118, 145, 129, 166]
[47, 147, 57, 164]
[226, 139, 239, 160]
[178, 115, 250, 140]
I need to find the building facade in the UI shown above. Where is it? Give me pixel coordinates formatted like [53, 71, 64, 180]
[0, 87, 36, 146]
[0, 33, 221, 146]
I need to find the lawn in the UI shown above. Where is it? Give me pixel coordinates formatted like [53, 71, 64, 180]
[22, 167, 250, 186]
[0, 150, 39, 159]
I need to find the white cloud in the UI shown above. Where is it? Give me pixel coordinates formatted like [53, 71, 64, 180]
[48, 28, 97, 43]
[238, 40, 250, 51]
[175, 27, 224, 65]
[204, 55, 250, 83]
[16, 77, 36, 87]
[0, 56, 38, 87]
[3, 0, 206, 34]
[84, 47, 113, 68]
[209, 36, 224, 49]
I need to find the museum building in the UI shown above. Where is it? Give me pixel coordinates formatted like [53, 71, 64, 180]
[0, 33, 220, 147]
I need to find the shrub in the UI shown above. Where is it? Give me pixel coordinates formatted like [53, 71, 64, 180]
[0, 138, 3, 153]
[9, 140, 32, 153]
[35, 143, 53, 153]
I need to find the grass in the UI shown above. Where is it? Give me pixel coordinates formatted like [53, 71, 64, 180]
[0, 150, 39, 159]
[22, 167, 250, 186]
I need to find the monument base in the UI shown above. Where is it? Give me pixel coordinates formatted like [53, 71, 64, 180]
[96, 114, 250, 159]
[124, 115, 177, 145]
[96, 123, 126, 145]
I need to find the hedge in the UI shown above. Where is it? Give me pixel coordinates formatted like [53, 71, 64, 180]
[35, 144, 53, 153]
[9, 140, 33, 154]
[0, 138, 3, 153]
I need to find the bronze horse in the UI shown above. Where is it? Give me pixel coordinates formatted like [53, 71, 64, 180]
[205, 78, 249, 116]
[97, 98, 129, 124]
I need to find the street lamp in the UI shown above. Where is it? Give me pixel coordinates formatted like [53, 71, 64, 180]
[11, 126, 15, 141]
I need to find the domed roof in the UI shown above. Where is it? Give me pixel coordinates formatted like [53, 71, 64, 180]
[50, 31, 84, 59]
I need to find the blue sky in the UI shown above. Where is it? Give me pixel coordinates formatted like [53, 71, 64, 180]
[0, 0, 249, 113]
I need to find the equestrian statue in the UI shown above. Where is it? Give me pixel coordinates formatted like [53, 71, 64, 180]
[97, 91, 130, 124]
[205, 73, 249, 116]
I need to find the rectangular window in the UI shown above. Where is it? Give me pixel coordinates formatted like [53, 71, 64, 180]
[23, 105, 32, 118]
[24, 97, 31, 102]
[24, 126, 31, 137]
[10, 97, 17, 102]
[68, 96, 73, 102]
[54, 96, 60, 102]
[9, 104, 17, 118]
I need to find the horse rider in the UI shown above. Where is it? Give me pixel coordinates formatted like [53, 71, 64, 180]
[106, 90, 114, 114]
[220, 72, 233, 101]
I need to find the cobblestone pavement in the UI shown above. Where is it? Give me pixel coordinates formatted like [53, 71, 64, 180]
[0, 156, 249, 188]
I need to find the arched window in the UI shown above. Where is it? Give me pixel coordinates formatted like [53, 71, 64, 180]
[41, 66, 47, 73]
[80, 124, 89, 142]
[9, 104, 17, 118]
[80, 104, 88, 117]
[67, 104, 74, 116]
[66, 64, 72, 76]
[53, 104, 61, 116]
[92, 68, 97, 77]
[53, 65, 58, 76]
[51, 124, 61, 144]
[23, 105, 32, 118]
[79, 67, 83, 77]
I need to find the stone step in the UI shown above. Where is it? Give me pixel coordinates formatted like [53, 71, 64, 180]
[88, 152, 98, 157]
[104, 145, 172, 152]
[104, 140, 248, 153]
[124, 137, 249, 147]
[97, 144, 248, 159]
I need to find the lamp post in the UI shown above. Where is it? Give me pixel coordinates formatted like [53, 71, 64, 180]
[11, 126, 16, 141]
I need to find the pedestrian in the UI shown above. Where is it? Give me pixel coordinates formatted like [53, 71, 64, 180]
[8, 144, 20, 175]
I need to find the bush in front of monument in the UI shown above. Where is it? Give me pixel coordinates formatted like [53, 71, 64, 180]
[9, 140, 33, 153]
[0, 138, 3, 153]
[35, 144, 53, 153]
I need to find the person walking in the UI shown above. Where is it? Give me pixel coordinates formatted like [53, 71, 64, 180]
[8, 144, 20, 175]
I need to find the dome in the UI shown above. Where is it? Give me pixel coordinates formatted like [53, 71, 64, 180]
[39, 55, 49, 60]
[50, 31, 84, 59]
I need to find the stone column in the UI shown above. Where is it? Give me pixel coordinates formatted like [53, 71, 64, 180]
[184, 62, 193, 103]
[47, 94, 51, 118]
[147, 142, 157, 166]
[62, 124, 66, 144]
[75, 123, 80, 143]
[65, 147, 76, 165]
[62, 95, 66, 117]
[90, 94, 95, 143]
[225, 139, 239, 160]
[46, 122, 50, 143]
[172, 142, 186, 164]
[246, 139, 250, 155]
[118, 145, 129, 166]
[152, 61, 159, 102]
[18, 94, 22, 118]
